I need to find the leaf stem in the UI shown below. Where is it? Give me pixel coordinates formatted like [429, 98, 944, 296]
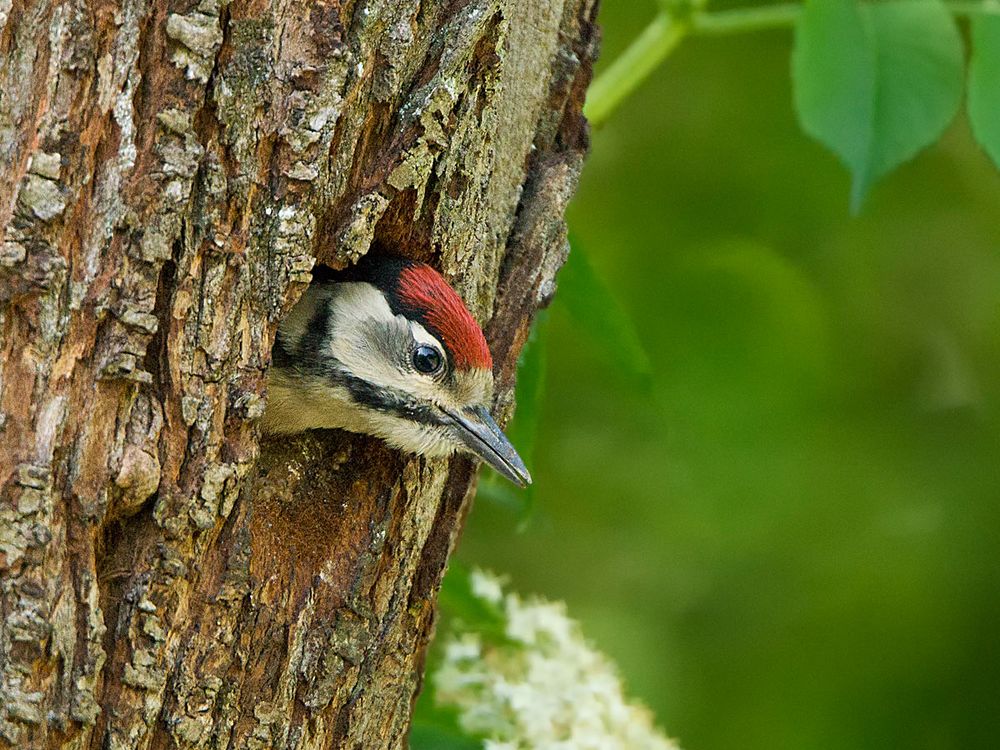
[692, 0, 1000, 35]
[586, 1, 1000, 127]
[691, 3, 799, 35]
[947, 1, 1000, 18]
[584, 13, 688, 127]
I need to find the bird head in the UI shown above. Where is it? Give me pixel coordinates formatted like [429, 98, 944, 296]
[263, 254, 531, 487]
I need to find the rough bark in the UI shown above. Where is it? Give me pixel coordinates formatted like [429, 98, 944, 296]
[0, 0, 597, 748]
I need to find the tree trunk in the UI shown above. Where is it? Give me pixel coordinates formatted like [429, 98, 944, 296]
[0, 0, 597, 748]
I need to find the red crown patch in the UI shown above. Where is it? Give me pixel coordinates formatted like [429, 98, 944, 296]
[397, 264, 493, 371]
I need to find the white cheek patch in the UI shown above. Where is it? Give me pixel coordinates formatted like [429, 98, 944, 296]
[327, 283, 408, 377]
[326, 283, 454, 401]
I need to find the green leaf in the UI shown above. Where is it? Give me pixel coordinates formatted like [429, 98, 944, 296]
[969, 16, 1000, 169]
[509, 312, 547, 525]
[474, 473, 527, 513]
[558, 241, 652, 384]
[476, 312, 549, 525]
[408, 723, 481, 750]
[679, 239, 830, 379]
[506, 311, 549, 473]
[792, 0, 963, 212]
[437, 563, 507, 639]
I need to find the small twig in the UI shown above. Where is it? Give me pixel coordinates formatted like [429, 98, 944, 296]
[584, 13, 688, 127]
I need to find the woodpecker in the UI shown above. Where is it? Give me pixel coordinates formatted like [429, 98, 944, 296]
[261, 254, 531, 487]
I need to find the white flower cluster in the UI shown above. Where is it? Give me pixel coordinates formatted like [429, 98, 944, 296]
[434, 569, 680, 750]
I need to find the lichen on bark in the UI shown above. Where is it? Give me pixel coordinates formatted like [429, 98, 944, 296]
[0, 1, 598, 747]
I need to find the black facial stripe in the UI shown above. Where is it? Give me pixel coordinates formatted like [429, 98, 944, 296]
[272, 330, 295, 369]
[299, 296, 333, 365]
[339, 372, 445, 426]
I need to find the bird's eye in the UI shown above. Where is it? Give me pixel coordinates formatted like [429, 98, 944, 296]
[412, 345, 443, 374]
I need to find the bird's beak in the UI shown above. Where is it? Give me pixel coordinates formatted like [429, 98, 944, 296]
[446, 405, 532, 487]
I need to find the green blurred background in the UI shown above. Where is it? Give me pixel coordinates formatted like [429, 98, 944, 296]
[457, 3, 1000, 749]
